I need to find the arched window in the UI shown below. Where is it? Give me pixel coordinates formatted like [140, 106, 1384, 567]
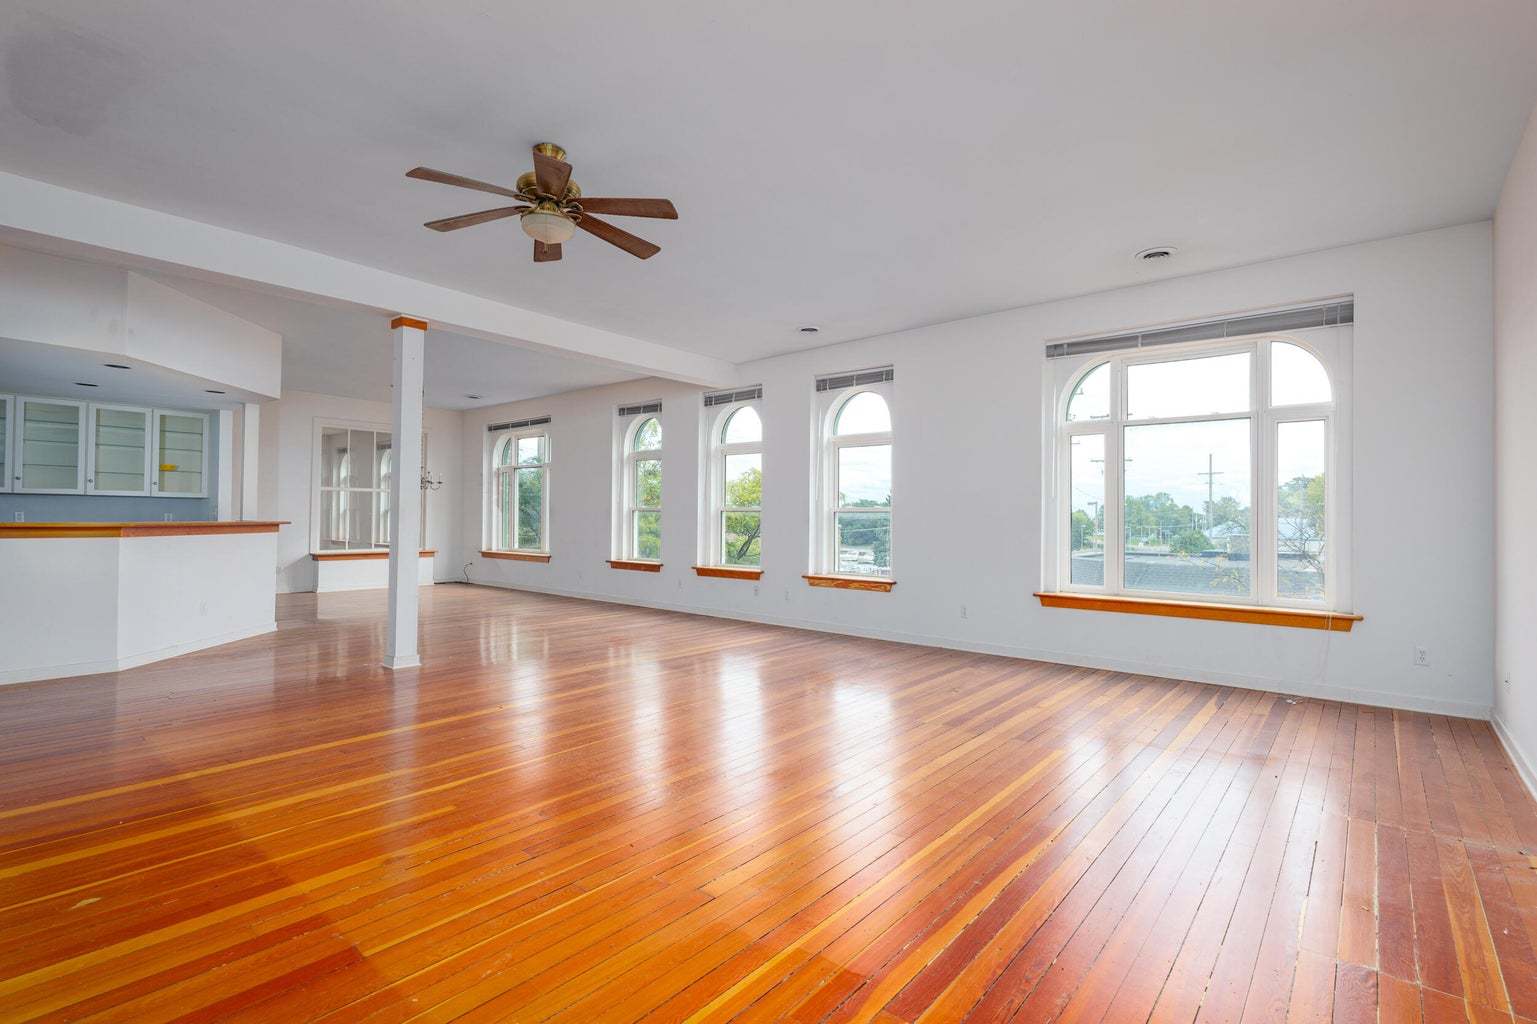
[491, 428, 549, 552]
[707, 404, 763, 567]
[623, 415, 663, 561]
[1052, 333, 1345, 608]
[816, 385, 893, 578]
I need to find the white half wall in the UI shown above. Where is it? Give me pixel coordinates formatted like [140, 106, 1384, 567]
[1495, 102, 1537, 793]
[262, 388, 463, 593]
[460, 223, 1495, 718]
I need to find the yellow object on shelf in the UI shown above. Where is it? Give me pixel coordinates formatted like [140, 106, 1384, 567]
[160, 463, 178, 472]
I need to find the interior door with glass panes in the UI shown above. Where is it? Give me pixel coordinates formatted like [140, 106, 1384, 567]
[86, 404, 152, 495]
[152, 410, 208, 497]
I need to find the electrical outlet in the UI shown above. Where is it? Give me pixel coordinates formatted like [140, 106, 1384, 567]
[1504, 677, 1514, 694]
[752, 585, 759, 596]
[163, 513, 174, 522]
[12, 511, 22, 522]
[960, 604, 968, 619]
[1413, 646, 1429, 668]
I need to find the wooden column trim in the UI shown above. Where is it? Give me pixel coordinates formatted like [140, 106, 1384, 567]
[390, 315, 429, 331]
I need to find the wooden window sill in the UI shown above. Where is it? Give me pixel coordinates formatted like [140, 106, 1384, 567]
[608, 559, 662, 573]
[481, 550, 551, 563]
[0, 521, 288, 539]
[311, 549, 436, 561]
[694, 565, 763, 580]
[804, 574, 895, 593]
[1033, 592, 1362, 632]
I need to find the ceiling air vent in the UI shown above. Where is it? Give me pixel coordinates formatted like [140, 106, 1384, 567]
[486, 415, 551, 433]
[703, 386, 763, 407]
[815, 366, 894, 392]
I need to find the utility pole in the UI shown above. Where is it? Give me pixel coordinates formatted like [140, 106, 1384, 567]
[1197, 453, 1223, 531]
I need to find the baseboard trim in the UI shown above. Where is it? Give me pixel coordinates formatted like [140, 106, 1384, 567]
[464, 578, 1491, 720]
[381, 654, 421, 670]
[1492, 714, 1537, 803]
[0, 621, 277, 686]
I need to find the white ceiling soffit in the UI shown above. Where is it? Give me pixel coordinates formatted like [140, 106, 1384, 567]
[1, 1, 1535, 365]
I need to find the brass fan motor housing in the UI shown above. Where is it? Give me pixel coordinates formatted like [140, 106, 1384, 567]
[516, 170, 581, 202]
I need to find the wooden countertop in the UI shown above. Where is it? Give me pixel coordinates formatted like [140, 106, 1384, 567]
[0, 521, 289, 539]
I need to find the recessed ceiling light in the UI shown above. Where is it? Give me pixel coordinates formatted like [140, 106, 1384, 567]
[103, 362, 131, 370]
[465, 393, 484, 400]
[799, 326, 819, 334]
[73, 381, 99, 387]
[204, 389, 226, 395]
[1135, 246, 1178, 262]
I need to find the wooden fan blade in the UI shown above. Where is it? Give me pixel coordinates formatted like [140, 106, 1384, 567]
[406, 166, 525, 200]
[576, 214, 660, 259]
[423, 206, 528, 232]
[577, 198, 678, 219]
[534, 240, 562, 262]
[532, 149, 572, 198]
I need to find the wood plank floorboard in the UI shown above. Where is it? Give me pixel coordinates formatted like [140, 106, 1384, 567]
[1, 584, 1535, 1022]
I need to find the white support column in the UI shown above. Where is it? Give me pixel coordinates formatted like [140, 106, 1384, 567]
[216, 409, 235, 518]
[383, 316, 426, 670]
[240, 403, 261, 519]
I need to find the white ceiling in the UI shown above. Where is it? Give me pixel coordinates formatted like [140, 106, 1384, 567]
[0, 336, 256, 411]
[2, 0, 1535, 367]
[148, 274, 638, 409]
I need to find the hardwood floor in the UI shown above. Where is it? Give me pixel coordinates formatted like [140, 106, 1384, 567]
[1, 584, 1535, 1023]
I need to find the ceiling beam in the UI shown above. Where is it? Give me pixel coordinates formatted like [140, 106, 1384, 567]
[0, 171, 737, 387]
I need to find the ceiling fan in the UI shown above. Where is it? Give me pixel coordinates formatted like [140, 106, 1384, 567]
[406, 143, 677, 262]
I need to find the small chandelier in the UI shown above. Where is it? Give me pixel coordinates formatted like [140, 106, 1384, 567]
[420, 466, 442, 491]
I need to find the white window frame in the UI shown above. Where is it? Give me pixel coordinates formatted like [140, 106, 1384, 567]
[617, 414, 663, 561]
[488, 428, 551, 553]
[703, 401, 764, 568]
[310, 417, 428, 553]
[86, 402, 154, 496]
[14, 395, 88, 494]
[0, 394, 13, 493]
[150, 408, 211, 499]
[1045, 328, 1351, 610]
[813, 382, 895, 578]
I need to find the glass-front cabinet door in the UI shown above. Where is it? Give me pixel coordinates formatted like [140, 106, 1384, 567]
[87, 404, 152, 495]
[152, 410, 209, 497]
[16, 397, 86, 493]
[0, 395, 11, 492]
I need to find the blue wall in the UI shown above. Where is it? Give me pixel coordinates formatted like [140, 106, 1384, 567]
[0, 410, 219, 522]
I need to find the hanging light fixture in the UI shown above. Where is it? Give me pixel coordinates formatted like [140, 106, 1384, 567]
[520, 201, 576, 245]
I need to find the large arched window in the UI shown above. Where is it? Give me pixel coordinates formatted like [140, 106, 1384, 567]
[491, 429, 549, 552]
[815, 385, 893, 579]
[1053, 333, 1346, 608]
[623, 415, 663, 561]
[706, 403, 763, 568]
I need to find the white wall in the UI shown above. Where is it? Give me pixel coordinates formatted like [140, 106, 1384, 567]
[460, 223, 1495, 718]
[1494, 104, 1537, 790]
[260, 388, 462, 593]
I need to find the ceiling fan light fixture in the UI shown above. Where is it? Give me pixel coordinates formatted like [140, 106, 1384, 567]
[521, 202, 576, 245]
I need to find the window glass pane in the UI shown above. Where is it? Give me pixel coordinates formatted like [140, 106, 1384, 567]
[723, 510, 762, 566]
[634, 510, 662, 560]
[632, 417, 661, 451]
[495, 469, 513, 549]
[723, 452, 761, 509]
[517, 435, 546, 466]
[94, 408, 148, 492]
[834, 392, 890, 435]
[0, 401, 7, 482]
[837, 444, 891, 508]
[319, 490, 348, 549]
[1125, 352, 1250, 420]
[1278, 420, 1327, 600]
[634, 458, 661, 508]
[516, 466, 544, 549]
[1271, 342, 1332, 407]
[345, 429, 376, 489]
[21, 400, 81, 491]
[320, 426, 349, 487]
[349, 488, 377, 550]
[1066, 363, 1110, 422]
[157, 414, 204, 494]
[723, 406, 762, 444]
[496, 436, 516, 466]
[1123, 418, 1251, 598]
[836, 511, 891, 575]
[1069, 433, 1105, 586]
